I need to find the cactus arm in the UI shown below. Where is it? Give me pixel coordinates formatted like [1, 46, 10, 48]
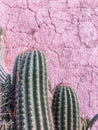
[86, 114, 98, 130]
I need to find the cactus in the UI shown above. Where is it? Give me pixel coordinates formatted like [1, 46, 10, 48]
[0, 64, 13, 129]
[81, 114, 98, 130]
[0, 27, 13, 130]
[12, 50, 54, 130]
[80, 117, 90, 130]
[0, 74, 13, 130]
[11, 52, 26, 114]
[0, 65, 8, 85]
[52, 83, 80, 130]
[87, 113, 98, 129]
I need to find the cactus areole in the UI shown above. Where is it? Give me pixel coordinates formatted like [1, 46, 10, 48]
[52, 83, 80, 130]
[12, 50, 54, 130]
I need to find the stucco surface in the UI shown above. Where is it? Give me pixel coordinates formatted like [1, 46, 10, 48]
[0, 0, 98, 129]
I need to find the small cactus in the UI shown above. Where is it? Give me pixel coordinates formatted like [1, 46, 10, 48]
[80, 114, 98, 130]
[80, 117, 90, 130]
[52, 83, 80, 130]
[87, 113, 98, 129]
[12, 50, 54, 130]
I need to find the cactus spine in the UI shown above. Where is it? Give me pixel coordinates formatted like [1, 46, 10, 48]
[12, 50, 53, 130]
[52, 83, 80, 130]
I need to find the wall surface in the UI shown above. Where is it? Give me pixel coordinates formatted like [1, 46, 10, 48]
[0, 0, 98, 129]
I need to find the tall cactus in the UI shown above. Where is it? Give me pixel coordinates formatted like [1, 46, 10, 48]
[12, 50, 54, 130]
[52, 83, 80, 130]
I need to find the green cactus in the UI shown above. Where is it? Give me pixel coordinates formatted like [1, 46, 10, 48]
[81, 114, 98, 130]
[12, 53, 25, 88]
[0, 66, 12, 114]
[12, 50, 54, 130]
[0, 74, 13, 130]
[11, 53, 25, 111]
[87, 113, 98, 129]
[52, 83, 80, 130]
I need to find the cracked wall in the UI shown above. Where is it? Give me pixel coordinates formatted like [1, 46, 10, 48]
[0, 0, 98, 129]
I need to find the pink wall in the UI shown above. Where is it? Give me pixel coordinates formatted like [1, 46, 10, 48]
[0, 0, 98, 129]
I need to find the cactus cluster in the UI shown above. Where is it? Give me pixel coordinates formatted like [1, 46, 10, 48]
[0, 28, 98, 130]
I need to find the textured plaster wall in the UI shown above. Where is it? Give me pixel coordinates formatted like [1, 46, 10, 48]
[0, 0, 98, 129]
